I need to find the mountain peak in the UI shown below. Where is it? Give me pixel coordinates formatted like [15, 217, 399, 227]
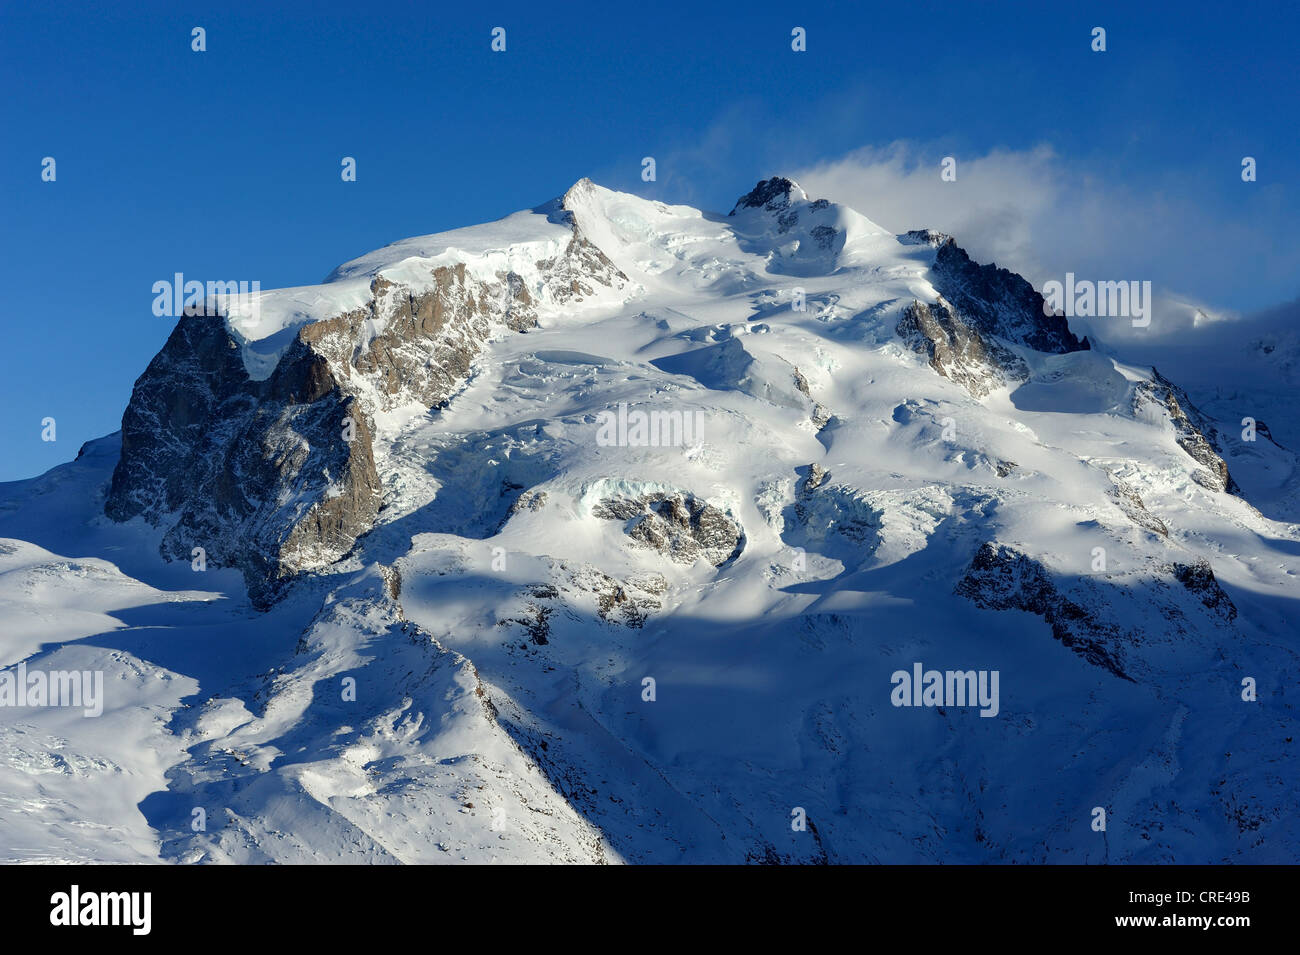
[729, 177, 810, 216]
[560, 176, 599, 213]
[900, 228, 955, 249]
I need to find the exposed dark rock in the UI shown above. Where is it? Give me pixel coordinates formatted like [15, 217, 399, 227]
[505, 565, 668, 632]
[924, 236, 1089, 355]
[897, 299, 1029, 398]
[790, 365, 832, 430]
[955, 543, 1134, 681]
[594, 492, 743, 567]
[810, 225, 838, 249]
[785, 465, 883, 554]
[1254, 419, 1286, 449]
[1170, 559, 1237, 621]
[104, 311, 380, 608]
[1109, 476, 1169, 537]
[730, 177, 804, 215]
[570, 566, 667, 629]
[107, 219, 627, 608]
[1133, 369, 1241, 494]
[895, 230, 1089, 395]
[802, 463, 829, 494]
[900, 228, 953, 249]
[509, 489, 548, 515]
[106, 310, 257, 523]
[381, 564, 402, 603]
[500, 602, 554, 645]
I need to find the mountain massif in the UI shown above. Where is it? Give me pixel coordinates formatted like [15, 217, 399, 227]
[2, 178, 1296, 863]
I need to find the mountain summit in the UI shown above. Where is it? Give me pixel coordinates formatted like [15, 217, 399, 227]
[729, 176, 810, 213]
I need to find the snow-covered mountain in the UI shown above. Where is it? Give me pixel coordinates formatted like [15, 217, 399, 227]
[2, 177, 1296, 863]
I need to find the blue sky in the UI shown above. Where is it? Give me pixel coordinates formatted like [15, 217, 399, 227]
[2, 0, 1297, 480]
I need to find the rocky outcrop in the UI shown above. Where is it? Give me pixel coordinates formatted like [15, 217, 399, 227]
[955, 543, 1134, 680]
[1133, 369, 1241, 494]
[594, 492, 744, 567]
[1171, 558, 1237, 621]
[496, 563, 671, 644]
[1252, 419, 1287, 449]
[726, 177, 849, 273]
[895, 231, 1236, 489]
[791, 366, 832, 429]
[783, 464, 884, 555]
[107, 218, 627, 607]
[1108, 475, 1169, 537]
[903, 230, 1089, 356]
[106, 309, 383, 607]
[730, 177, 806, 216]
[897, 298, 1029, 398]
[956, 543, 1239, 682]
[107, 309, 259, 523]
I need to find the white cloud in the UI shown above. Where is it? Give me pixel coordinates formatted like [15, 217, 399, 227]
[791, 142, 1298, 343]
[796, 143, 1066, 280]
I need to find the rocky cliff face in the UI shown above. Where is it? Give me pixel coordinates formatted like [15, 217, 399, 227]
[106, 309, 381, 607]
[896, 298, 1030, 398]
[106, 214, 627, 606]
[893, 225, 1093, 401]
[1134, 368, 1241, 494]
[893, 233, 1240, 502]
[593, 492, 744, 567]
[955, 542, 1238, 683]
[901, 229, 1089, 355]
[730, 177, 805, 215]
